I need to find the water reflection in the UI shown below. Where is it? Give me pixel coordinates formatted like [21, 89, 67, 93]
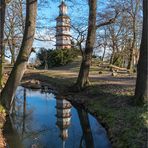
[4, 87, 111, 148]
[56, 96, 72, 147]
[77, 108, 94, 148]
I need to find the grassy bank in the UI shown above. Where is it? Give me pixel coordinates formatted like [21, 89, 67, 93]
[22, 67, 147, 148]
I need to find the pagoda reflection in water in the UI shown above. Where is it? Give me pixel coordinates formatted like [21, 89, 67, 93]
[55, 96, 72, 148]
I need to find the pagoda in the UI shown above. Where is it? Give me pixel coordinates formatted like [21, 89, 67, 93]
[55, 96, 72, 147]
[55, 0, 71, 49]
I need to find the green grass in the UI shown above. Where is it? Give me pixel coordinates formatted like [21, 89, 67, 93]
[88, 97, 147, 148]
[81, 83, 147, 148]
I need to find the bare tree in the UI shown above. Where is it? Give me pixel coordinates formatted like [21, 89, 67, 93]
[4, 0, 25, 64]
[126, 0, 141, 71]
[74, 0, 118, 90]
[1, 0, 37, 111]
[94, 0, 142, 69]
[0, 0, 6, 88]
[74, 0, 97, 90]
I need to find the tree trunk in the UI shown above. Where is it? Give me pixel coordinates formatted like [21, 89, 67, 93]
[110, 42, 116, 65]
[11, 47, 15, 64]
[75, 0, 96, 90]
[127, 47, 134, 71]
[101, 45, 106, 61]
[79, 43, 84, 59]
[134, 0, 147, 105]
[0, 0, 6, 89]
[22, 88, 26, 134]
[10, 41, 16, 64]
[0, 0, 37, 111]
[7, 37, 16, 64]
[11, 28, 16, 64]
[127, 29, 136, 72]
[7, 39, 15, 64]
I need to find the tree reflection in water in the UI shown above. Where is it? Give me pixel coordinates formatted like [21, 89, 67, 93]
[77, 108, 94, 148]
[4, 87, 111, 148]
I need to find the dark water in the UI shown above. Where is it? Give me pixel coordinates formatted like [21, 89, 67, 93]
[5, 86, 111, 148]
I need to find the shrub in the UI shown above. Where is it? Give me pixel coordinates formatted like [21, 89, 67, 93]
[36, 48, 78, 69]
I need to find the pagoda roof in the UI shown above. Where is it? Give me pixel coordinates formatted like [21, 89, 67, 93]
[56, 114, 72, 118]
[56, 122, 71, 129]
[55, 44, 71, 47]
[56, 96, 67, 100]
[56, 15, 70, 20]
[56, 25, 71, 28]
[55, 34, 71, 37]
[56, 105, 72, 109]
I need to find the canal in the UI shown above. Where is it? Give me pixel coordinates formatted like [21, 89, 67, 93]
[4, 86, 111, 148]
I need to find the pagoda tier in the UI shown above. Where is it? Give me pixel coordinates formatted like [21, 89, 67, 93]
[56, 15, 70, 20]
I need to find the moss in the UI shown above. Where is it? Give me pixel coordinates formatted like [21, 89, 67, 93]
[0, 106, 5, 128]
[0, 105, 6, 115]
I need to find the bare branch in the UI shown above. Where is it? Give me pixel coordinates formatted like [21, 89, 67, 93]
[96, 10, 120, 29]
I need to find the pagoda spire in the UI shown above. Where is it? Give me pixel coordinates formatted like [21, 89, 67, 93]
[59, 0, 67, 15]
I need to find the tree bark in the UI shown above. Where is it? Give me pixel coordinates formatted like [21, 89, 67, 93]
[134, 0, 147, 105]
[101, 45, 106, 61]
[75, 0, 96, 90]
[11, 45, 15, 64]
[7, 39, 16, 64]
[127, 0, 140, 72]
[0, 0, 37, 111]
[0, 0, 6, 88]
[127, 21, 136, 71]
[110, 45, 115, 65]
